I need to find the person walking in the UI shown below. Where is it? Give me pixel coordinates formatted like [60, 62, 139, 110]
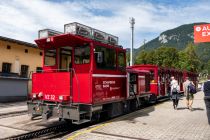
[171, 77, 180, 110]
[202, 75, 210, 125]
[183, 77, 194, 111]
[187, 80, 195, 111]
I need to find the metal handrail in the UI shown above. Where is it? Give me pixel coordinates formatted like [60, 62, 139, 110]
[35, 68, 73, 72]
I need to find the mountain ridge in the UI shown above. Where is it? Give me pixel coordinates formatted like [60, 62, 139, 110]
[135, 22, 210, 63]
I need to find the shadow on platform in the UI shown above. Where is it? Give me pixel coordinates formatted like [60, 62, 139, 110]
[120, 106, 155, 124]
[177, 107, 204, 111]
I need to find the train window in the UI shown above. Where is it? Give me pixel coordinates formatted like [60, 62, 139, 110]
[60, 47, 72, 70]
[36, 67, 42, 73]
[150, 70, 154, 81]
[44, 49, 56, 66]
[94, 46, 116, 70]
[118, 52, 125, 70]
[74, 45, 90, 64]
[130, 74, 137, 83]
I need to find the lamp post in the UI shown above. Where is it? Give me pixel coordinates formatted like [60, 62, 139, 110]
[129, 17, 135, 66]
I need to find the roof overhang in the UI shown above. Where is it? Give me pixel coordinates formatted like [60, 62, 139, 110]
[35, 33, 92, 50]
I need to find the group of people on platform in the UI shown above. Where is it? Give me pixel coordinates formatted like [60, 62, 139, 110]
[169, 75, 210, 125]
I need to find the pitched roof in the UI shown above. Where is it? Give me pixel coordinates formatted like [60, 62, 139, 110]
[0, 36, 37, 49]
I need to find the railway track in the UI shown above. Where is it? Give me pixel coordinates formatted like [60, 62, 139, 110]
[5, 121, 90, 140]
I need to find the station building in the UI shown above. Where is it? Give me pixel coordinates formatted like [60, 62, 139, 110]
[0, 36, 42, 102]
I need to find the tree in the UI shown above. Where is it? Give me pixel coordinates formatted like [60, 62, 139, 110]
[179, 42, 201, 72]
[145, 50, 155, 64]
[178, 51, 189, 70]
[134, 42, 201, 73]
[135, 50, 147, 64]
[153, 46, 179, 67]
[207, 60, 210, 74]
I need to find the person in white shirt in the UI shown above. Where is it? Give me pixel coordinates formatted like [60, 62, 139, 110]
[170, 76, 180, 110]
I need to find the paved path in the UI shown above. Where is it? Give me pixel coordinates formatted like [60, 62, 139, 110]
[64, 92, 210, 140]
[0, 101, 27, 115]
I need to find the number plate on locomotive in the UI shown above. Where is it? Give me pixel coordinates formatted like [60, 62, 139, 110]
[44, 94, 55, 100]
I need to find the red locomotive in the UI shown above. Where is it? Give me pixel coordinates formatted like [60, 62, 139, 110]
[28, 22, 197, 124]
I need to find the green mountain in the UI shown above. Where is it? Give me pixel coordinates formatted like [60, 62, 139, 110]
[136, 22, 210, 63]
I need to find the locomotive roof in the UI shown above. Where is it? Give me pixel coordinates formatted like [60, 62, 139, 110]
[35, 33, 125, 51]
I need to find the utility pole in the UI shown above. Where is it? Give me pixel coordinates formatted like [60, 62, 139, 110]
[129, 17, 135, 66]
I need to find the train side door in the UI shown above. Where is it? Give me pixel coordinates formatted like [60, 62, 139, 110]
[72, 44, 92, 104]
[159, 71, 166, 96]
[127, 72, 138, 97]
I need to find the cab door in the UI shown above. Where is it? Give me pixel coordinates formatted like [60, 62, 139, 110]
[72, 44, 92, 104]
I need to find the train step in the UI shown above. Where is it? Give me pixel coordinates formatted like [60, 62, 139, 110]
[72, 119, 91, 124]
[80, 111, 89, 115]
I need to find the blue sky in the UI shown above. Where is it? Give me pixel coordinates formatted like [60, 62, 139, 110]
[0, 0, 210, 48]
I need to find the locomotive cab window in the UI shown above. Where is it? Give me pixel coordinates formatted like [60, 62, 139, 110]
[44, 49, 56, 66]
[60, 47, 72, 70]
[74, 45, 90, 64]
[94, 46, 116, 70]
[118, 52, 125, 70]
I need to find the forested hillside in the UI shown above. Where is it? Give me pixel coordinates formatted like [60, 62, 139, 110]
[134, 22, 210, 73]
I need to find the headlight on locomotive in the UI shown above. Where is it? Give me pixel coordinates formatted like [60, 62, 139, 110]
[32, 93, 37, 99]
[38, 92, 43, 98]
[59, 95, 63, 101]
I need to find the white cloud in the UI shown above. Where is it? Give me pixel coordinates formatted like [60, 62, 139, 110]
[0, 0, 210, 48]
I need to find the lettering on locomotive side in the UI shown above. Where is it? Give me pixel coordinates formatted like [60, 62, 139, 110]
[102, 81, 116, 88]
[44, 94, 55, 100]
[110, 87, 120, 91]
[103, 81, 116, 84]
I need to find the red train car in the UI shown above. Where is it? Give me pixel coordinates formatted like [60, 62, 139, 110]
[28, 23, 198, 124]
[129, 65, 198, 101]
[28, 23, 151, 124]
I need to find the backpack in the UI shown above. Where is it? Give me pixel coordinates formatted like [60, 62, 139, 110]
[188, 83, 196, 94]
[172, 87, 178, 93]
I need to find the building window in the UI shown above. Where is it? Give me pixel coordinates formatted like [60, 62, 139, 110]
[25, 49, 28, 53]
[7, 45, 11, 49]
[20, 65, 29, 78]
[36, 67, 42, 73]
[2, 63, 11, 73]
[40, 52, 43, 56]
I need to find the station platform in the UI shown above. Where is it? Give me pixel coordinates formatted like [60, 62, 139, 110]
[64, 92, 210, 140]
[0, 101, 27, 115]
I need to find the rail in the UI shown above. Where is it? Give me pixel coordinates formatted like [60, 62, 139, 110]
[5, 123, 71, 140]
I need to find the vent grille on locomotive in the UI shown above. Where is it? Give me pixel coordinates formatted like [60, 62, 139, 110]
[64, 22, 118, 45]
[38, 22, 119, 46]
[38, 29, 62, 39]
